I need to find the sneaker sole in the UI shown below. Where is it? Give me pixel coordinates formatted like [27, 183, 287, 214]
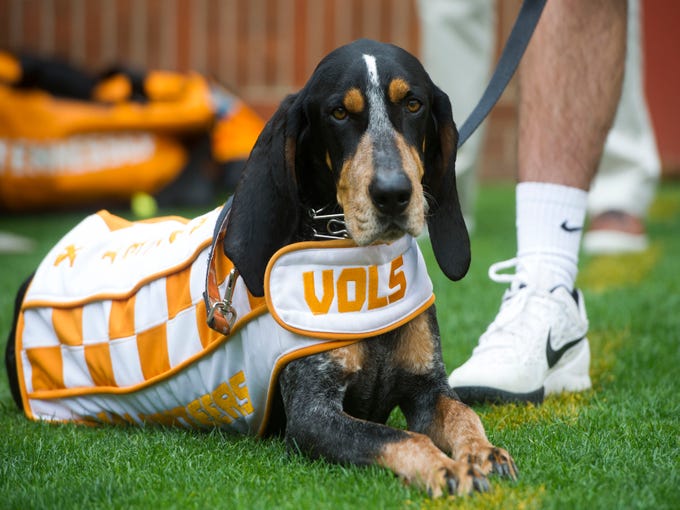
[453, 340, 592, 405]
[453, 386, 544, 405]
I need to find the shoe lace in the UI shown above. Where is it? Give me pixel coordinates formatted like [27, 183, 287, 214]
[488, 257, 520, 285]
[476, 258, 548, 357]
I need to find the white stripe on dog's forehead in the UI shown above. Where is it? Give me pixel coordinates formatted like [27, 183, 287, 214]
[363, 54, 379, 86]
[362, 53, 390, 133]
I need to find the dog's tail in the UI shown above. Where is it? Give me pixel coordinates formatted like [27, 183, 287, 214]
[5, 273, 33, 410]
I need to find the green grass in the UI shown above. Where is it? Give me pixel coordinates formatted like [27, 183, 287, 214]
[1, 183, 679, 509]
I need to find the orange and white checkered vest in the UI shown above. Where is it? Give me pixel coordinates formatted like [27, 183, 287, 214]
[13, 207, 434, 435]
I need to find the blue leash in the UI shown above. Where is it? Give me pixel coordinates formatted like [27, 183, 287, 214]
[457, 0, 547, 148]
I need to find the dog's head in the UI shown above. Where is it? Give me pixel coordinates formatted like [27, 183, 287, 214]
[225, 39, 470, 296]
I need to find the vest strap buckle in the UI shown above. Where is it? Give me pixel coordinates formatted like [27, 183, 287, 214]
[206, 268, 239, 334]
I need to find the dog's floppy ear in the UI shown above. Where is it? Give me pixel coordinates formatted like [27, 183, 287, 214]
[423, 85, 471, 281]
[223, 93, 304, 296]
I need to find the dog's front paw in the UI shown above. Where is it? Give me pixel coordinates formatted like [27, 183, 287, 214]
[487, 446, 518, 479]
[377, 433, 492, 498]
[442, 458, 491, 497]
[458, 445, 518, 481]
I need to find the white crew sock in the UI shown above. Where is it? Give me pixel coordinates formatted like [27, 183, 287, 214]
[515, 182, 588, 290]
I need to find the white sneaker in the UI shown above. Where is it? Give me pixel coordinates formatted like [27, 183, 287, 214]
[449, 258, 592, 404]
[583, 229, 648, 254]
[583, 210, 649, 255]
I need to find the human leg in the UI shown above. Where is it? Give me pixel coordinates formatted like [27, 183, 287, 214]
[584, 0, 661, 254]
[450, 0, 627, 404]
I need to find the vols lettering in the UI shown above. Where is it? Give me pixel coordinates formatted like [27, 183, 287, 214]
[303, 255, 406, 314]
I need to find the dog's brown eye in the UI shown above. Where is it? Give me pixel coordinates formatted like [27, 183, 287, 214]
[331, 107, 348, 121]
[406, 98, 422, 113]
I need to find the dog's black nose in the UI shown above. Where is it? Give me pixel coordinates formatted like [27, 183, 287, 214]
[369, 171, 412, 216]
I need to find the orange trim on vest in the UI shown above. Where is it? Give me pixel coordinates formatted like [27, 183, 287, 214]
[97, 211, 193, 232]
[14, 306, 31, 419]
[22, 247, 214, 310]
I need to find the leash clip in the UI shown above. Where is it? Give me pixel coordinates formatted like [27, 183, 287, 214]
[207, 269, 238, 332]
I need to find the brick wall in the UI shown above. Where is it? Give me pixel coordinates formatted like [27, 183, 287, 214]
[0, 0, 523, 180]
[0, 0, 420, 105]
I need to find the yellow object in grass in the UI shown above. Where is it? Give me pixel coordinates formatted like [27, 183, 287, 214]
[131, 192, 158, 219]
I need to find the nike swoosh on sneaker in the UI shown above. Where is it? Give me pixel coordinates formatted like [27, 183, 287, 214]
[546, 330, 585, 368]
[560, 220, 583, 233]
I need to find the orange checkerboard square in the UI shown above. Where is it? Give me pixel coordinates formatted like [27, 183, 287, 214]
[136, 323, 170, 380]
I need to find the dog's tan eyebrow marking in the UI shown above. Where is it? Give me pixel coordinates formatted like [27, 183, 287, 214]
[388, 78, 410, 104]
[343, 88, 365, 114]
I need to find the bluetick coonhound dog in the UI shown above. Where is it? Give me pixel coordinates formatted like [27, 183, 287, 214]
[223, 39, 516, 496]
[6, 39, 516, 498]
